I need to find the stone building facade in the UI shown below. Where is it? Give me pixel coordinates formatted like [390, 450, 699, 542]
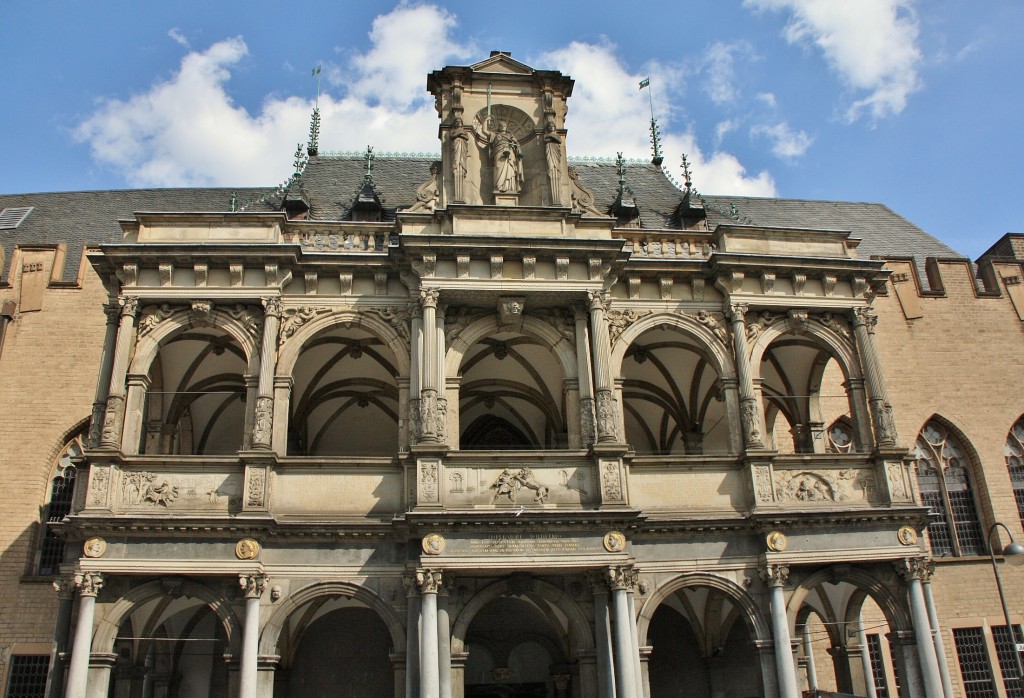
[1, 52, 1023, 698]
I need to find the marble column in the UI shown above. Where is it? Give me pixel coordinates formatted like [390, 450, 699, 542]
[590, 574, 616, 698]
[88, 302, 122, 447]
[802, 623, 817, 692]
[625, 589, 643, 698]
[727, 303, 765, 449]
[851, 308, 898, 447]
[587, 292, 619, 443]
[573, 305, 598, 447]
[608, 566, 638, 698]
[46, 577, 76, 698]
[437, 581, 452, 698]
[922, 576, 954, 698]
[405, 575, 421, 698]
[238, 574, 268, 698]
[409, 302, 423, 446]
[856, 616, 877, 698]
[65, 572, 104, 698]
[99, 296, 139, 449]
[418, 290, 441, 444]
[761, 565, 799, 698]
[898, 559, 943, 698]
[418, 570, 443, 698]
[251, 298, 281, 450]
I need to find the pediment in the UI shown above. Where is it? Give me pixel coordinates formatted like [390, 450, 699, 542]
[470, 53, 534, 75]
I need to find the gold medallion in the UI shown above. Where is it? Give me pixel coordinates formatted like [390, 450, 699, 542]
[766, 531, 788, 552]
[235, 539, 260, 560]
[422, 533, 446, 555]
[83, 537, 107, 558]
[603, 531, 627, 553]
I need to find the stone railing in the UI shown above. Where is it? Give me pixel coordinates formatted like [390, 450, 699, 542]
[617, 231, 716, 260]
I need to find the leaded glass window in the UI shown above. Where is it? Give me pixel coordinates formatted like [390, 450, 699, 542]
[954, 627, 997, 698]
[36, 434, 82, 576]
[866, 633, 890, 698]
[4, 655, 48, 698]
[914, 421, 985, 557]
[992, 625, 1024, 698]
[1006, 419, 1024, 527]
[825, 417, 855, 454]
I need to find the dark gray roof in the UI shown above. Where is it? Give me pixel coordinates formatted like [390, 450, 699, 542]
[0, 156, 965, 285]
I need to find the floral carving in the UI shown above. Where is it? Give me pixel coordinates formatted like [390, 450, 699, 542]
[532, 307, 575, 344]
[688, 309, 728, 345]
[753, 465, 774, 503]
[246, 467, 267, 508]
[252, 396, 274, 447]
[601, 461, 623, 501]
[596, 391, 619, 441]
[419, 460, 439, 502]
[814, 312, 851, 340]
[740, 397, 762, 447]
[579, 397, 597, 446]
[89, 467, 110, 507]
[100, 394, 125, 448]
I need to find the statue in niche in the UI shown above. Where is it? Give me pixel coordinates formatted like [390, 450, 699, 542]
[481, 116, 523, 194]
[544, 117, 563, 204]
[450, 116, 470, 202]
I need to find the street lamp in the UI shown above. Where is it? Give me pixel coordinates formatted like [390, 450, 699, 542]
[988, 522, 1024, 678]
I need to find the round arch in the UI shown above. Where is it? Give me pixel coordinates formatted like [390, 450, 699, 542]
[258, 581, 405, 656]
[92, 578, 241, 657]
[786, 564, 912, 633]
[450, 577, 594, 656]
[446, 315, 577, 381]
[129, 308, 260, 376]
[276, 310, 410, 379]
[637, 572, 771, 646]
[748, 317, 861, 382]
[610, 313, 736, 381]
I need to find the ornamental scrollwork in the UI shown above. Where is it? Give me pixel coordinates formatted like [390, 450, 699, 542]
[278, 306, 332, 343]
[367, 305, 412, 344]
[606, 308, 651, 345]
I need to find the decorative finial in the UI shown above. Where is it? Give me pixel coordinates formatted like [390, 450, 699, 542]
[680, 153, 696, 206]
[307, 106, 321, 157]
[229, 192, 238, 213]
[616, 152, 626, 191]
[639, 77, 664, 166]
[293, 143, 308, 176]
[363, 145, 375, 183]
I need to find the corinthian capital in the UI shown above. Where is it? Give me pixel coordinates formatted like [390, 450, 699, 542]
[606, 565, 638, 592]
[587, 290, 609, 312]
[853, 306, 878, 332]
[416, 569, 444, 594]
[760, 564, 789, 588]
[261, 296, 282, 317]
[239, 573, 269, 599]
[74, 571, 105, 597]
[420, 288, 439, 309]
[119, 296, 139, 318]
[727, 303, 749, 323]
[895, 557, 933, 583]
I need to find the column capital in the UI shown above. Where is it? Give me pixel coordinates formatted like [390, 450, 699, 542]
[587, 290, 609, 312]
[261, 296, 282, 317]
[74, 571, 105, 597]
[420, 288, 439, 309]
[895, 557, 933, 583]
[239, 573, 269, 599]
[760, 563, 790, 588]
[119, 295, 140, 318]
[852, 306, 878, 332]
[572, 303, 588, 323]
[103, 301, 122, 323]
[727, 302, 749, 323]
[606, 565, 638, 592]
[416, 569, 444, 594]
[53, 575, 77, 600]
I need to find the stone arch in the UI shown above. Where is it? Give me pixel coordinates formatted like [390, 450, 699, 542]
[129, 307, 260, 376]
[610, 312, 736, 381]
[748, 317, 861, 382]
[450, 577, 594, 656]
[258, 580, 405, 656]
[92, 578, 241, 657]
[637, 572, 771, 646]
[276, 309, 411, 379]
[786, 565, 912, 634]
[446, 315, 578, 381]
[917, 412, 985, 468]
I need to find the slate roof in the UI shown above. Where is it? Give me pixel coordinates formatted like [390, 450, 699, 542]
[0, 156, 966, 285]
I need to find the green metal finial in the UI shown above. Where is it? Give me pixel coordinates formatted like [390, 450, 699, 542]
[307, 106, 321, 157]
[616, 152, 626, 184]
[293, 143, 308, 176]
[230, 192, 238, 213]
[681, 154, 694, 190]
[364, 145, 375, 182]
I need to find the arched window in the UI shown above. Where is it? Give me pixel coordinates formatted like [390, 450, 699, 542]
[36, 433, 83, 575]
[1005, 417, 1024, 526]
[914, 420, 984, 557]
[825, 417, 856, 454]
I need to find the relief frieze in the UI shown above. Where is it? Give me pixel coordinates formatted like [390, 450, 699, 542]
[119, 470, 242, 511]
[443, 464, 593, 508]
[774, 468, 876, 504]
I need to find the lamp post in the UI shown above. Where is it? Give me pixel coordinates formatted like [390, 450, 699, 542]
[988, 522, 1024, 678]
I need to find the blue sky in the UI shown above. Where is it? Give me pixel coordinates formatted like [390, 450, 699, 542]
[2, 1, 1021, 258]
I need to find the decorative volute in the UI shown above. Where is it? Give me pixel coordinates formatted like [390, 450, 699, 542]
[427, 52, 575, 207]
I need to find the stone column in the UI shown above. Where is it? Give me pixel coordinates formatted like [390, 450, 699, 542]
[802, 623, 817, 692]
[608, 566, 638, 698]
[419, 290, 442, 444]
[409, 302, 424, 446]
[898, 559, 943, 698]
[574, 306, 598, 447]
[418, 569, 443, 698]
[922, 575, 954, 698]
[590, 573, 616, 698]
[844, 379, 875, 453]
[435, 303, 448, 446]
[851, 308, 898, 447]
[45, 577, 76, 698]
[256, 655, 279, 698]
[626, 587, 644, 698]
[587, 292, 619, 443]
[251, 298, 281, 450]
[888, 630, 926, 698]
[761, 565, 799, 698]
[99, 296, 139, 449]
[238, 573, 268, 698]
[856, 617, 877, 698]
[88, 302, 122, 447]
[86, 653, 117, 698]
[827, 645, 868, 696]
[438, 581, 452, 698]
[241, 375, 259, 450]
[65, 572, 104, 698]
[121, 374, 150, 455]
[404, 575, 421, 698]
[727, 303, 765, 449]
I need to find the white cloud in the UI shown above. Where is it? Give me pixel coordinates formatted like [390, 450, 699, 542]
[75, 5, 776, 197]
[714, 119, 740, 146]
[751, 122, 814, 160]
[701, 41, 755, 106]
[756, 92, 778, 109]
[168, 28, 190, 48]
[745, 0, 922, 120]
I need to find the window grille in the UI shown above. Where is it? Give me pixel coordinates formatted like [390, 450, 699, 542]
[888, 639, 903, 697]
[37, 436, 82, 575]
[914, 421, 985, 557]
[992, 625, 1024, 698]
[954, 627, 997, 698]
[1006, 419, 1024, 527]
[4, 655, 49, 698]
[866, 633, 890, 698]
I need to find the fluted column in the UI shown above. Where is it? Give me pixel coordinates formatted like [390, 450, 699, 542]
[608, 566, 638, 698]
[589, 573, 616, 698]
[99, 297, 139, 449]
[851, 307, 897, 447]
[726, 303, 765, 449]
[418, 569, 443, 698]
[761, 565, 799, 698]
[88, 303, 122, 447]
[65, 572, 104, 698]
[251, 298, 281, 450]
[238, 574, 269, 698]
[897, 559, 943, 698]
[573, 305, 598, 447]
[419, 290, 441, 444]
[587, 292, 619, 443]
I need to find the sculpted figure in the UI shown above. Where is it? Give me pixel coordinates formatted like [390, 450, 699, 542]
[543, 117, 563, 204]
[482, 117, 523, 194]
[450, 117, 470, 202]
